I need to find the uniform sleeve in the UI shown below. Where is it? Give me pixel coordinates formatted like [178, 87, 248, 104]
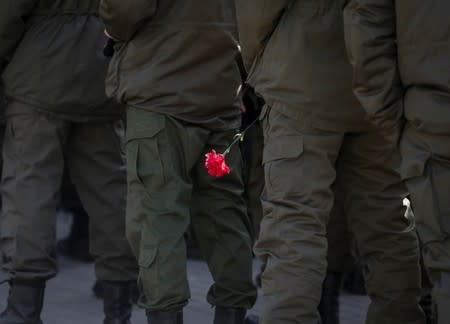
[0, 0, 38, 73]
[344, 0, 404, 128]
[99, 0, 158, 42]
[236, 0, 292, 71]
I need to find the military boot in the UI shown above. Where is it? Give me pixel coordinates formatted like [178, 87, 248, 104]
[146, 309, 183, 324]
[0, 280, 45, 324]
[318, 272, 343, 324]
[213, 307, 246, 324]
[102, 281, 134, 324]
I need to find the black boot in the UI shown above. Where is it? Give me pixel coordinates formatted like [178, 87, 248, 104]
[214, 307, 246, 324]
[318, 272, 342, 324]
[102, 281, 134, 324]
[0, 280, 45, 324]
[146, 309, 183, 324]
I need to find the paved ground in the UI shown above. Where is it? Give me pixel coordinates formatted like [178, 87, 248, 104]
[0, 213, 370, 324]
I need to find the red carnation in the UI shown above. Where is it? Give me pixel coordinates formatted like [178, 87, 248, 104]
[204, 119, 258, 178]
[204, 150, 231, 178]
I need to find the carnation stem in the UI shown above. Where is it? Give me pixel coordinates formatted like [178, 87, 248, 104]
[223, 118, 258, 155]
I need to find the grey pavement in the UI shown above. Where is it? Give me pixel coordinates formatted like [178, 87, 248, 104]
[0, 212, 370, 324]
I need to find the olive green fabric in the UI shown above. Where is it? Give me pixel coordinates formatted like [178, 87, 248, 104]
[240, 119, 355, 273]
[0, 0, 121, 120]
[400, 126, 450, 324]
[255, 107, 424, 324]
[99, 0, 242, 131]
[236, 0, 368, 132]
[0, 101, 137, 282]
[125, 107, 257, 311]
[344, 0, 450, 132]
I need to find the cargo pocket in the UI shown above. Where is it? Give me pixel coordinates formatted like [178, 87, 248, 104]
[137, 247, 159, 302]
[262, 135, 304, 194]
[126, 113, 167, 191]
